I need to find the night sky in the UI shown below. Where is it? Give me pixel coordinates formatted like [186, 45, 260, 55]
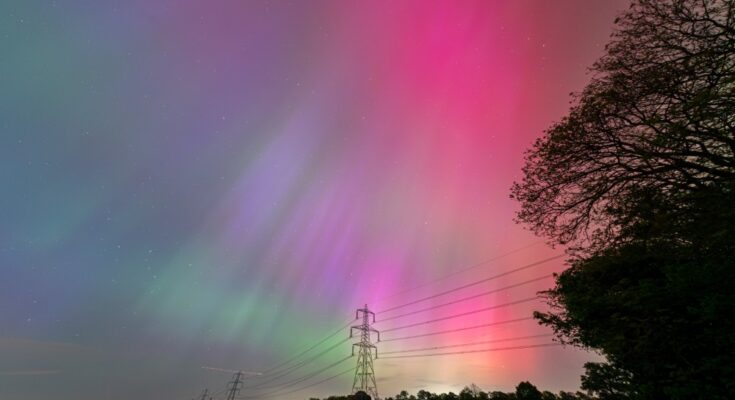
[0, 1, 627, 399]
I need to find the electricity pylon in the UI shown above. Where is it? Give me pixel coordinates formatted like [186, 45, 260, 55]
[196, 388, 211, 400]
[201, 366, 260, 400]
[350, 304, 380, 400]
[225, 371, 244, 400]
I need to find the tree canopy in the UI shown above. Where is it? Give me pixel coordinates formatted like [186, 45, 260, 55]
[312, 384, 593, 400]
[512, 1, 735, 399]
[510, 0, 735, 252]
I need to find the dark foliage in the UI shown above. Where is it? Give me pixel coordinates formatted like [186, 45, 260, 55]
[511, 0, 735, 399]
[515, 382, 542, 400]
[535, 191, 735, 398]
[311, 384, 593, 400]
[580, 363, 633, 400]
[510, 0, 735, 253]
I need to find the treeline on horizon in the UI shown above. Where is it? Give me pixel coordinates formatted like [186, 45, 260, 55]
[311, 382, 596, 400]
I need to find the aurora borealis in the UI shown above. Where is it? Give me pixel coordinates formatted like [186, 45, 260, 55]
[1, 1, 627, 399]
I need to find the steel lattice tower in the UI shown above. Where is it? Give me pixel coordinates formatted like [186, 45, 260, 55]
[225, 371, 244, 400]
[197, 388, 211, 400]
[350, 304, 380, 400]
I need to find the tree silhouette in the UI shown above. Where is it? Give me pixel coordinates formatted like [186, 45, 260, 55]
[515, 382, 542, 400]
[511, 0, 735, 253]
[541, 392, 557, 400]
[460, 387, 475, 400]
[443, 392, 459, 400]
[417, 390, 433, 400]
[511, 0, 735, 399]
[580, 362, 634, 400]
[309, 385, 610, 400]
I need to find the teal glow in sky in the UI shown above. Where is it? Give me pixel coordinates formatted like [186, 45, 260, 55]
[0, 1, 626, 399]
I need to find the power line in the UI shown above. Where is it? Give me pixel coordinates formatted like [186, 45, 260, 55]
[380, 317, 535, 342]
[267, 355, 352, 392]
[238, 367, 356, 400]
[377, 343, 562, 359]
[376, 274, 552, 323]
[246, 356, 351, 395]
[195, 388, 212, 400]
[257, 318, 354, 377]
[209, 387, 229, 400]
[380, 333, 554, 355]
[375, 241, 544, 304]
[244, 337, 350, 389]
[380, 297, 540, 333]
[201, 249, 560, 399]
[240, 356, 353, 398]
[376, 254, 564, 314]
[202, 366, 261, 375]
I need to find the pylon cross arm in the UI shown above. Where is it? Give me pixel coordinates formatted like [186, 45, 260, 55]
[356, 308, 376, 323]
[350, 325, 368, 338]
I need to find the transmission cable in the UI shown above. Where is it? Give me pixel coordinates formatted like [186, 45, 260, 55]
[209, 387, 230, 400]
[380, 316, 534, 342]
[376, 254, 563, 314]
[255, 318, 354, 377]
[380, 333, 553, 355]
[240, 355, 353, 397]
[378, 343, 562, 359]
[380, 296, 540, 333]
[238, 366, 356, 400]
[255, 355, 352, 393]
[376, 275, 552, 323]
[244, 337, 350, 389]
[375, 241, 544, 303]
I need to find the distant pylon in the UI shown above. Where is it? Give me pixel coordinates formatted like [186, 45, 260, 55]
[351, 304, 380, 399]
[197, 388, 211, 400]
[225, 371, 244, 400]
